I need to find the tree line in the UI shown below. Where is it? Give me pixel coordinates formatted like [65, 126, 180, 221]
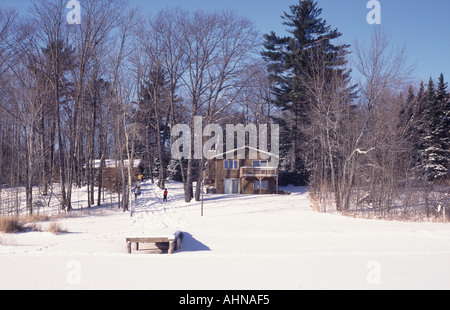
[264, 1, 449, 220]
[0, 0, 269, 215]
[0, 0, 449, 220]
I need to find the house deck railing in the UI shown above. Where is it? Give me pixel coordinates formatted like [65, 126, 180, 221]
[240, 166, 278, 178]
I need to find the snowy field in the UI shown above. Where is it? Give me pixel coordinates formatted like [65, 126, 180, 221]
[1, 181, 450, 290]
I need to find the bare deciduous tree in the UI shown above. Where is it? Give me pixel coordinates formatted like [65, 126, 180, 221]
[352, 28, 414, 214]
[178, 10, 261, 202]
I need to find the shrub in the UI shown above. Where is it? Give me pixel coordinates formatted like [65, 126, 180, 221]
[48, 222, 67, 234]
[0, 216, 22, 233]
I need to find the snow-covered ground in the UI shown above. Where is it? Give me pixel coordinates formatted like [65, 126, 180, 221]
[1, 181, 450, 290]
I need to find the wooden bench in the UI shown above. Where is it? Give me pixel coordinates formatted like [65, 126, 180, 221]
[126, 231, 182, 254]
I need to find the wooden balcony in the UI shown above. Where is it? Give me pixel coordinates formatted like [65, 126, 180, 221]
[240, 166, 278, 178]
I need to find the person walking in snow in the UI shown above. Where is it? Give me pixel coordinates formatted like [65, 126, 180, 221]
[134, 185, 141, 200]
[134, 185, 138, 200]
[163, 188, 168, 202]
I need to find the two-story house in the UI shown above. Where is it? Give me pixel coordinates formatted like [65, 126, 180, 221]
[205, 146, 279, 195]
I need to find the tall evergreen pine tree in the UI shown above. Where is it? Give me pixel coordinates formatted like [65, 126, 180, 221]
[436, 74, 450, 179]
[262, 0, 352, 178]
[417, 75, 449, 181]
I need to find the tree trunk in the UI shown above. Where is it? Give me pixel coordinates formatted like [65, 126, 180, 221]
[25, 127, 33, 215]
[154, 94, 165, 189]
[55, 81, 68, 211]
[290, 110, 298, 172]
[39, 113, 48, 196]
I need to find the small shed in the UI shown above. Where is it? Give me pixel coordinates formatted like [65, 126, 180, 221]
[86, 159, 143, 192]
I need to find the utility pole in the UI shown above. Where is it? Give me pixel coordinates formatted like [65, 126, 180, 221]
[201, 177, 205, 217]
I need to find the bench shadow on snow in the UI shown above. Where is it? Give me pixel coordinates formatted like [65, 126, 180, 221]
[177, 232, 211, 253]
[134, 233, 210, 254]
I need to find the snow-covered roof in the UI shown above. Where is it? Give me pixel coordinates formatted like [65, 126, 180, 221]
[211, 145, 279, 160]
[86, 159, 142, 169]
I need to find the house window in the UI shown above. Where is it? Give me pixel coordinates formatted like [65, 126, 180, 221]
[253, 160, 268, 167]
[224, 160, 238, 170]
[254, 180, 268, 190]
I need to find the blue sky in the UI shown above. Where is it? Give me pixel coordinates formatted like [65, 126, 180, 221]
[2, 0, 449, 85]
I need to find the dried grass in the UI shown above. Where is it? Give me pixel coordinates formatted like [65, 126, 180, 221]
[0, 216, 23, 233]
[48, 222, 67, 234]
